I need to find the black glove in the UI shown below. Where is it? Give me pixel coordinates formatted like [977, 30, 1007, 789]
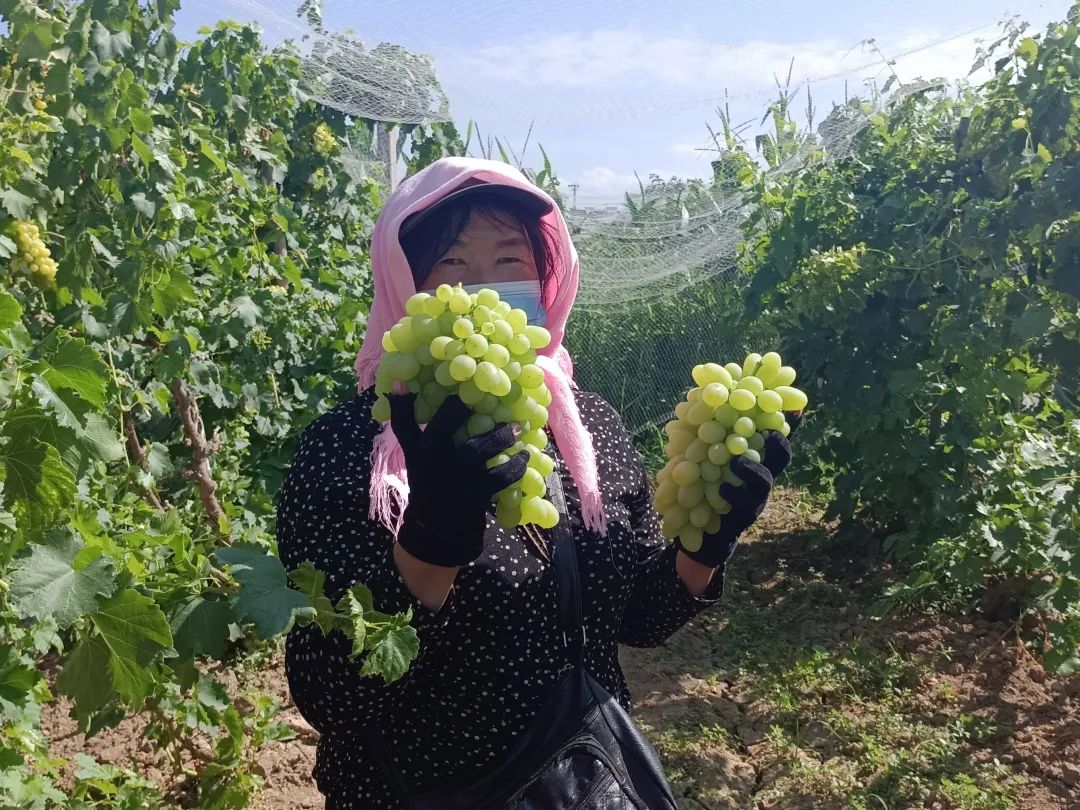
[388, 393, 528, 567]
[677, 430, 793, 568]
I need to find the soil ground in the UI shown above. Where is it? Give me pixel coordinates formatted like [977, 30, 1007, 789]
[41, 489, 1080, 809]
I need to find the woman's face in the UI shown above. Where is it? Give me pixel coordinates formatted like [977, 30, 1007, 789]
[419, 210, 540, 292]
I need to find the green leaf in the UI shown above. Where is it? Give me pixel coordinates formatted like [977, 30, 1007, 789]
[213, 545, 316, 638]
[129, 192, 155, 217]
[199, 139, 226, 172]
[360, 626, 418, 684]
[90, 21, 132, 61]
[90, 589, 173, 706]
[170, 596, 233, 660]
[0, 645, 39, 709]
[130, 134, 153, 166]
[0, 436, 76, 513]
[129, 108, 153, 134]
[56, 635, 114, 724]
[287, 562, 339, 636]
[0, 291, 21, 330]
[41, 336, 110, 408]
[1, 187, 35, 219]
[31, 376, 82, 433]
[7, 529, 117, 629]
[79, 412, 125, 462]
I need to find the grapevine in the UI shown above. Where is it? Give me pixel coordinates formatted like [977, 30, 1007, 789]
[11, 220, 57, 289]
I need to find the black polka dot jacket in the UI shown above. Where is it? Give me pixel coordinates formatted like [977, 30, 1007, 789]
[277, 387, 725, 808]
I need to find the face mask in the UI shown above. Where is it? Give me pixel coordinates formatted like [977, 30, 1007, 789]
[461, 280, 547, 326]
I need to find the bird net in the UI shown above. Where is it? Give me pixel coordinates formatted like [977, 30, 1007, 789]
[217, 0, 1066, 432]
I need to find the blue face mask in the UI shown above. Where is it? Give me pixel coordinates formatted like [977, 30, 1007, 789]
[461, 280, 547, 326]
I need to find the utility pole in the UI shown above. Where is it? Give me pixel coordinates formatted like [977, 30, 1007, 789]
[568, 183, 579, 209]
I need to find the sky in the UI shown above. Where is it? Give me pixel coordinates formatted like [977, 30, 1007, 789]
[172, 0, 1074, 206]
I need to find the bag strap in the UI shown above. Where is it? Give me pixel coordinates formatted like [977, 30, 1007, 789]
[544, 467, 586, 668]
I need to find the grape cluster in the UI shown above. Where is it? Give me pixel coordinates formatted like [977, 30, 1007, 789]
[372, 284, 559, 529]
[654, 352, 808, 552]
[313, 123, 335, 156]
[11, 221, 57, 289]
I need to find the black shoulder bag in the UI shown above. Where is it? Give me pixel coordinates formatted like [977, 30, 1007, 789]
[364, 469, 678, 810]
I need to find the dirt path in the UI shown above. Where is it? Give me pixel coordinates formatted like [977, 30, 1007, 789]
[41, 490, 1080, 809]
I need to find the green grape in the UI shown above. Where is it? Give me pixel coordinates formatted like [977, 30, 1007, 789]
[666, 430, 694, 457]
[714, 404, 740, 427]
[465, 333, 489, 358]
[699, 459, 723, 482]
[467, 413, 495, 437]
[484, 343, 511, 368]
[474, 361, 500, 393]
[684, 439, 709, 464]
[692, 363, 731, 387]
[677, 480, 706, 509]
[689, 502, 712, 529]
[748, 433, 765, 451]
[755, 411, 786, 432]
[757, 390, 783, 414]
[494, 301, 512, 318]
[724, 362, 743, 381]
[372, 395, 391, 422]
[686, 387, 703, 405]
[445, 339, 466, 359]
[423, 381, 450, 408]
[406, 292, 432, 316]
[774, 385, 808, 411]
[476, 289, 500, 308]
[414, 398, 436, 424]
[517, 364, 544, 389]
[449, 355, 477, 381]
[381, 332, 396, 352]
[522, 428, 547, 449]
[449, 290, 472, 314]
[458, 378, 485, 406]
[697, 420, 726, 445]
[490, 319, 514, 345]
[672, 460, 701, 486]
[743, 448, 762, 464]
[757, 351, 782, 386]
[687, 402, 715, 426]
[430, 335, 453, 360]
[704, 513, 723, 535]
[742, 352, 763, 377]
[733, 417, 756, 438]
[504, 361, 522, 381]
[423, 296, 447, 317]
[702, 382, 729, 408]
[509, 333, 532, 356]
[735, 375, 764, 395]
[524, 325, 551, 349]
[490, 369, 513, 397]
[389, 322, 419, 353]
[521, 495, 547, 523]
[436, 283, 454, 302]
[531, 384, 552, 407]
[521, 467, 546, 497]
[453, 318, 475, 338]
[486, 453, 511, 470]
[506, 308, 528, 332]
[774, 366, 797, 386]
[725, 434, 748, 455]
[722, 466, 743, 486]
[679, 526, 704, 552]
[674, 401, 692, 421]
[413, 315, 441, 343]
[475, 394, 499, 414]
[729, 388, 756, 412]
[654, 479, 678, 509]
[434, 361, 455, 387]
[528, 447, 555, 477]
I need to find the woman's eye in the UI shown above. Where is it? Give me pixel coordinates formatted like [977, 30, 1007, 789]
[438, 258, 464, 266]
[497, 257, 522, 264]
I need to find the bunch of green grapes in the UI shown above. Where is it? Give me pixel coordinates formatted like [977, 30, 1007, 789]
[11, 220, 57, 289]
[313, 123, 335, 156]
[654, 351, 808, 552]
[372, 283, 559, 529]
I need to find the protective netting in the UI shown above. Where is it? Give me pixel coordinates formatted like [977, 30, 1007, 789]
[216, 0, 1066, 433]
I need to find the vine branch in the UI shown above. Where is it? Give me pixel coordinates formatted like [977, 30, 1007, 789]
[169, 377, 227, 535]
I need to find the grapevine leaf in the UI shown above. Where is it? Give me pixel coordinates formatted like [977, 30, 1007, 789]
[359, 626, 419, 684]
[0, 290, 21, 330]
[0, 436, 76, 514]
[90, 589, 173, 706]
[30, 376, 82, 433]
[79, 411, 125, 462]
[7, 529, 117, 629]
[170, 596, 233, 660]
[335, 583, 374, 657]
[213, 545, 316, 638]
[0, 645, 39, 710]
[130, 191, 155, 217]
[56, 635, 114, 723]
[41, 336, 110, 409]
[287, 562, 340, 636]
[1, 187, 34, 219]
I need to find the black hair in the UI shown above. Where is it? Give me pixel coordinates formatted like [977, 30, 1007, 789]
[399, 189, 563, 295]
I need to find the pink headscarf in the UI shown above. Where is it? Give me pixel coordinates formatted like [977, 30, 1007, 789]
[354, 156, 608, 537]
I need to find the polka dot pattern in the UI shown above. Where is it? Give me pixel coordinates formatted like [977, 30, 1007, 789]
[277, 387, 725, 807]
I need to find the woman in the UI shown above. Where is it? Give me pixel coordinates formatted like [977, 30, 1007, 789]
[277, 156, 792, 808]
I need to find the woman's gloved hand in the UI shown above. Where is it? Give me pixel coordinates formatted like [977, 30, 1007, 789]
[677, 426, 795, 569]
[389, 393, 528, 568]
